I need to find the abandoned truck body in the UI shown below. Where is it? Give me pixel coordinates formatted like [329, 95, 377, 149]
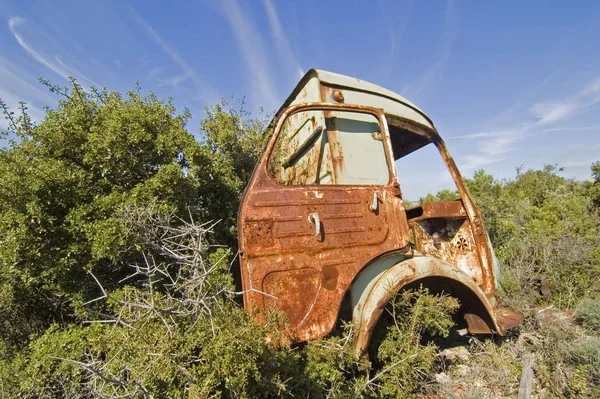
[238, 69, 523, 352]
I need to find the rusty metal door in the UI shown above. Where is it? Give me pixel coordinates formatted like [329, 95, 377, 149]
[239, 104, 410, 342]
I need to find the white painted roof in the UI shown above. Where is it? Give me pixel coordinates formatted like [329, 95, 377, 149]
[277, 69, 436, 131]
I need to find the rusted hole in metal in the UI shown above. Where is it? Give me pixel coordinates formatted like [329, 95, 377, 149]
[322, 265, 339, 290]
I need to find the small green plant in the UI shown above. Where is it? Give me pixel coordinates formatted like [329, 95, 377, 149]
[367, 286, 460, 398]
[576, 299, 600, 332]
[568, 337, 600, 385]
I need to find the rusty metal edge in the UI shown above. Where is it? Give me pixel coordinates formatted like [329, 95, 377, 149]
[271, 69, 437, 132]
[352, 256, 503, 354]
[261, 102, 398, 188]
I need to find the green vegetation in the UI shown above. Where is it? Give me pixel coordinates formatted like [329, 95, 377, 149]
[466, 166, 600, 310]
[370, 288, 459, 398]
[577, 299, 600, 332]
[424, 167, 600, 397]
[1, 81, 599, 397]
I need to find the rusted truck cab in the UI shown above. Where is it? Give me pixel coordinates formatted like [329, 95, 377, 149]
[238, 69, 522, 352]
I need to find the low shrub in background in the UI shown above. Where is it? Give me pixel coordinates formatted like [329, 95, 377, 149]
[577, 298, 600, 333]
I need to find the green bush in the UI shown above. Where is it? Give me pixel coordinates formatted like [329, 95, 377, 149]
[366, 287, 459, 398]
[463, 167, 600, 310]
[568, 337, 600, 386]
[0, 279, 461, 398]
[3, 79, 599, 398]
[577, 299, 600, 332]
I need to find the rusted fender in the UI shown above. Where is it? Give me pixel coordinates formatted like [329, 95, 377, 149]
[351, 255, 512, 354]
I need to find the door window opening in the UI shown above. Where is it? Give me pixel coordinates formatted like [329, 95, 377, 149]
[269, 109, 390, 185]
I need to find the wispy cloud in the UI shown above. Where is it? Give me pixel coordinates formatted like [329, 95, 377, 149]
[451, 125, 599, 141]
[128, 6, 219, 105]
[530, 102, 577, 126]
[221, 0, 278, 110]
[530, 77, 600, 127]
[540, 126, 599, 133]
[567, 143, 600, 153]
[458, 128, 527, 170]
[8, 17, 98, 87]
[261, 0, 303, 79]
[0, 57, 52, 128]
[447, 131, 500, 140]
[148, 67, 163, 79]
[563, 160, 599, 169]
[381, 0, 400, 60]
[402, 0, 456, 100]
[159, 72, 192, 88]
[452, 77, 600, 170]
[377, 0, 414, 79]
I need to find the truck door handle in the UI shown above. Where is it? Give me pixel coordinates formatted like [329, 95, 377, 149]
[308, 212, 321, 237]
[370, 190, 381, 212]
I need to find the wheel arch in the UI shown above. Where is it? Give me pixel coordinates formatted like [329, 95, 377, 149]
[350, 255, 503, 354]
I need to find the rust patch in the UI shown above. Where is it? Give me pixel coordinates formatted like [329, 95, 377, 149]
[495, 306, 525, 332]
[406, 200, 466, 222]
[263, 268, 321, 327]
[238, 101, 522, 348]
[464, 313, 492, 334]
[321, 265, 339, 290]
[408, 204, 483, 285]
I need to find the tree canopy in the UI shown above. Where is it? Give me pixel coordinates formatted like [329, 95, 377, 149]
[0, 81, 267, 347]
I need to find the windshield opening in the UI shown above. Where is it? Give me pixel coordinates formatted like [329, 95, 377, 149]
[386, 119, 460, 205]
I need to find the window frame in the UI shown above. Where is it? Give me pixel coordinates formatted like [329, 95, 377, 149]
[264, 103, 398, 187]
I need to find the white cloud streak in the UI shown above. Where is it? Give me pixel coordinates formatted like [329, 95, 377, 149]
[402, 0, 456, 99]
[8, 17, 98, 87]
[567, 143, 600, 153]
[378, 0, 414, 79]
[540, 126, 599, 133]
[221, 0, 278, 110]
[529, 77, 600, 128]
[454, 77, 600, 171]
[0, 57, 52, 128]
[563, 160, 598, 169]
[159, 72, 192, 88]
[261, 0, 303, 79]
[458, 128, 527, 170]
[128, 6, 219, 105]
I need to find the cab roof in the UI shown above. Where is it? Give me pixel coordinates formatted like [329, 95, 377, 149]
[275, 69, 437, 133]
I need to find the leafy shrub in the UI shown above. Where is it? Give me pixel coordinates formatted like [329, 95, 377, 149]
[577, 299, 600, 332]
[366, 287, 459, 398]
[568, 337, 600, 386]
[0, 83, 268, 349]
[464, 167, 600, 310]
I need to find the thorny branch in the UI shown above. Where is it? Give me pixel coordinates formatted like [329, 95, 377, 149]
[51, 206, 409, 397]
[49, 355, 150, 399]
[84, 207, 239, 336]
[55, 207, 242, 395]
[356, 353, 419, 396]
[51, 206, 285, 397]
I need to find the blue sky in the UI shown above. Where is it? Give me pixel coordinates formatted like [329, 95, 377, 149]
[1, 0, 599, 199]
